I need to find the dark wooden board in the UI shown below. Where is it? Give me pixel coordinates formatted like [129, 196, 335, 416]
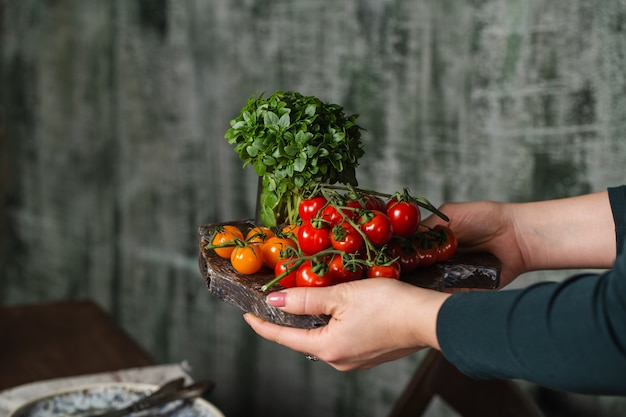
[198, 220, 501, 329]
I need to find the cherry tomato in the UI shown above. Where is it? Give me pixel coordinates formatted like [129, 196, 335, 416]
[262, 236, 297, 268]
[296, 260, 332, 287]
[414, 233, 439, 267]
[298, 195, 327, 222]
[359, 210, 393, 246]
[320, 203, 353, 226]
[245, 226, 275, 248]
[328, 255, 363, 284]
[298, 221, 331, 255]
[342, 199, 364, 220]
[366, 261, 401, 279]
[431, 225, 458, 262]
[281, 224, 300, 240]
[385, 199, 421, 238]
[274, 257, 299, 288]
[330, 223, 364, 253]
[230, 244, 264, 274]
[386, 238, 420, 273]
[363, 194, 386, 211]
[211, 225, 244, 258]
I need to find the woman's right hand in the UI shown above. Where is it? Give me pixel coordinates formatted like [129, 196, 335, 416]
[422, 201, 527, 288]
[422, 190, 616, 288]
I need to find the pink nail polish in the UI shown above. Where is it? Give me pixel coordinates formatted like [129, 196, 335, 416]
[267, 291, 286, 307]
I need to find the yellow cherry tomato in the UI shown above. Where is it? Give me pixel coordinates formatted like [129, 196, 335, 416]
[262, 236, 297, 269]
[211, 225, 244, 258]
[245, 226, 275, 248]
[281, 224, 300, 241]
[230, 244, 264, 275]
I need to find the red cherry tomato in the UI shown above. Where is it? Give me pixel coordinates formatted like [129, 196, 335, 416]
[274, 257, 299, 288]
[343, 199, 364, 220]
[330, 223, 364, 253]
[366, 261, 401, 279]
[359, 210, 393, 246]
[298, 195, 327, 222]
[320, 204, 342, 226]
[298, 221, 331, 255]
[363, 194, 386, 211]
[385, 199, 421, 238]
[431, 225, 458, 262]
[328, 255, 363, 284]
[414, 233, 439, 267]
[386, 238, 420, 273]
[296, 260, 332, 287]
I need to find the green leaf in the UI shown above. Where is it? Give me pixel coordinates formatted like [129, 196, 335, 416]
[261, 206, 276, 228]
[231, 120, 246, 129]
[262, 189, 279, 209]
[305, 104, 316, 117]
[295, 131, 311, 146]
[294, 156, 306, 172]
[263, 155, 277, 166]
[254, 160, 267, 176]
[284, 145, 298, 156]
[264, 111, 279, 127]
[252, 138, 265, 150]
[278, 113, 291, 129]
[246, 145, 259, 157]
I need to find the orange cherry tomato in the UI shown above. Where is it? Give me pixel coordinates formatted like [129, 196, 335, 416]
[230, 244, 264, 275]
[262, 236, 297, 269]
[281, 224, 300, 240]
[211, 225, 244, 258]
[245, 226, 275, 248]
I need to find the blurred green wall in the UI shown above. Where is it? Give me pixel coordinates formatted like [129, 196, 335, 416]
[2, 1, 625, 416]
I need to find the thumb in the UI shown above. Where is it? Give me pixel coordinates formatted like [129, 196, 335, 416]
[266, 286, 334, 316]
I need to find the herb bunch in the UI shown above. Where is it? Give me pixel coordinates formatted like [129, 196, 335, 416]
[225, 91, 365, 227]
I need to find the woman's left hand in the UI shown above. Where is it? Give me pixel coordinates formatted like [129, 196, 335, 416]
[243, 278, 450, 370]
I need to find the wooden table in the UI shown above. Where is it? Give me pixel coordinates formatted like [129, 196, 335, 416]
[0, 300, 156, 390]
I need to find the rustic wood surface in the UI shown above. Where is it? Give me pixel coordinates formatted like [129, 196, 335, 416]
[198, 221, 501, 329]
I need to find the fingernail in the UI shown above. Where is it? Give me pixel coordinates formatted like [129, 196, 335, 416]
[267, 291, 286, 307]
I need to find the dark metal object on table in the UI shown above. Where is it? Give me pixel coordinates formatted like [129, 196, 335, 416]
[198, 220, 502, 329]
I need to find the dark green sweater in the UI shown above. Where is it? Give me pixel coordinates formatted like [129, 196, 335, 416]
[437, 186, 626, 395]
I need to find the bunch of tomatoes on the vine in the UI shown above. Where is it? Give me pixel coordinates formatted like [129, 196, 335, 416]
[205, 185, 458, 291]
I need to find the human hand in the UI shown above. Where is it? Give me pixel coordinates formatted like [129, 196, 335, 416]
[421, 191, 616, 287]
[421, 201, 527, 288]
[244, 278, 450, 370]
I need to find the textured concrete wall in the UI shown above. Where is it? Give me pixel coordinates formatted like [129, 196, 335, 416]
[2, 1, 625, 416]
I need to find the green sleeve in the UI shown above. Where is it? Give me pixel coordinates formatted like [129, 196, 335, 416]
[436, 186, 626, 395]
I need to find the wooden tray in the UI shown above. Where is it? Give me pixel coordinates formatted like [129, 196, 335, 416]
[198, 220, 501, 329]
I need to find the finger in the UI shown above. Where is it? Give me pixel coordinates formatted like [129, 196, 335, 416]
[243, 313, 324, 355]
[266, 286, 336, 316]
[421, 212, 450, 228]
